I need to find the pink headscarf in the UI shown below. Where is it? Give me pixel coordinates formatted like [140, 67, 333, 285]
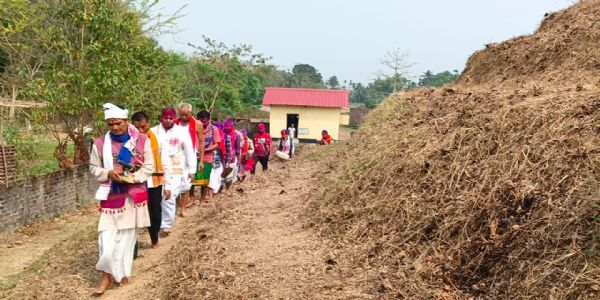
[257, 123, 266, 133]
[161, 108, 176, 119]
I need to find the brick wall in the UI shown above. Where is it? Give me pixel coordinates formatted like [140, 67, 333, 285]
[0, 164, 96, 234]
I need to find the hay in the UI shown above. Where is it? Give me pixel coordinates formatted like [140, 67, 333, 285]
[459, 0, 600, 88]
[308, 1, 600, 298]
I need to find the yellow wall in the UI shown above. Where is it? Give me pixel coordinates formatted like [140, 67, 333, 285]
[339, 114, 350, 126]
[269, 105, 341, 140]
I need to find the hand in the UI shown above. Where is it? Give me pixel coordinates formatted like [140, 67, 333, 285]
[198, 163, 204, 171]
[107, 170, 121, 182]
[164, 190, 172, 200]
[188, 174, 195, 180]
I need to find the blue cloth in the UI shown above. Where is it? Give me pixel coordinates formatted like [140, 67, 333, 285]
[109, 131, 132, 194]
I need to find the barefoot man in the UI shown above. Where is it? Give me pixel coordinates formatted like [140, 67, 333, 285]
[192, 110, 222, 203]
[89, 103, 152, 294]
[174, 103, 204, 216]
[152, 108, 196, 235]
[132, 111, 165, 248]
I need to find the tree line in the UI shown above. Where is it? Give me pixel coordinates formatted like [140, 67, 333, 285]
[0, 0, 459, 167]
[348, 70, 460, 108]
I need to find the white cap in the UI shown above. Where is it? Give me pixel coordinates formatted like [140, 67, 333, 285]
[103, 103, 128, 120]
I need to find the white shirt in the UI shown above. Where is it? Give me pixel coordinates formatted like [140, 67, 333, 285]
[288, 127, 296, 138]
[151, 124, 197, 191]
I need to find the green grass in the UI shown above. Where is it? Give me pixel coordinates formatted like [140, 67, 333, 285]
[17, 136, 74, 176]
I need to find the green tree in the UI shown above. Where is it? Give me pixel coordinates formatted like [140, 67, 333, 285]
[180, 37, 267, 117]
[326, 75, 340, 89]
[349, 82, 368, 103]
[418, 70, 460, 87]
[0, 0, 182, 166]
[254, 64, 290, 88]
[363, 75, 414, 108]
[289, 64, 324, 88]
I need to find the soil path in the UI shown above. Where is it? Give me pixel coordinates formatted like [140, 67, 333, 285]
[0, 147, 370, 299]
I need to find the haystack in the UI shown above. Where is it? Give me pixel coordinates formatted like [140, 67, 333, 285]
[309, 1, 600, 298]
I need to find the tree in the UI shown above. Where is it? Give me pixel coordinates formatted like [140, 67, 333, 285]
[326, 75, 340, 89]
[180, 37, 268, 117]
[289, 64, 324, 88]
[0, 0, 182, 167]
[254, 64, 289, 88]
[349, 82, 368, 103]
[361, 75, 415, 108]
[380, 47, 413, 93]
[418, 70, 460, 87]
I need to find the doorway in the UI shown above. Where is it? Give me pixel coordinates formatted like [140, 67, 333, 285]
[286, 114, 299, 138]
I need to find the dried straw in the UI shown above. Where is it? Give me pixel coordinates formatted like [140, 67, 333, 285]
[308, 1, 600, 298]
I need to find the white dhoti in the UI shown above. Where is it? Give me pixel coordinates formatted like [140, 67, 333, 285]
[96, 228, 137, 283]
[209, 165, 223, 193]
[232, 162, 239, 184]
[96, 198, 150, 283]
[180, 172, 192, 193]
[161, 174, 183, 229]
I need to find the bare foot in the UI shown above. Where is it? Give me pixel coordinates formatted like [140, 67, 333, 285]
[179, 210, 187, 218]
[93, 272, 112, 295]
[160, 229, 171, 237]
[152, 243, 159, 249]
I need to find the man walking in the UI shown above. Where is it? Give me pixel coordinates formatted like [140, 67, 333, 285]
[175, 103, 204, 215]
[193, 110, 222, 203]
[89, 103, 152, 294]
[287, 123, 296, 139]
[132, 111, 164, 248]
[252, 123, 272, 174]
[152, 108, 196, 234]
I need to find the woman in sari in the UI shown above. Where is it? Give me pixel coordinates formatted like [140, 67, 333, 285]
[276, 129, 295, 159]
[238, 129, 254, 181]
[319, 130, 333, 145]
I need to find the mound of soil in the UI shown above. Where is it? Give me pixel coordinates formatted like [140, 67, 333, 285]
[459, 0, 600, 88]
[309, 1, 600, 298]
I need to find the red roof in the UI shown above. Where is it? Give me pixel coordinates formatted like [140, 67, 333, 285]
[262, 88, 349, 108]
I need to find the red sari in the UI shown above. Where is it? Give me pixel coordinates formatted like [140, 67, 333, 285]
[241, 136, 254, 173]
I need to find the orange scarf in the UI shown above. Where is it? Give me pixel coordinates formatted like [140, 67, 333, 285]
[147, 130, 164, 186]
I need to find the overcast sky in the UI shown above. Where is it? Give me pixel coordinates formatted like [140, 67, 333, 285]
[155, 0, 573, 84]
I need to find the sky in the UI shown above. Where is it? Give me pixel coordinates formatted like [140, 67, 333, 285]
[154, 0, 573, 85]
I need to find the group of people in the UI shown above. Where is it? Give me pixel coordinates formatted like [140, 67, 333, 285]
[89, 103, 280, 294]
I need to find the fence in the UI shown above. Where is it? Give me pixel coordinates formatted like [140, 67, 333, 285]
[350, 107, 371, 126]
[0, 145, 16, 188]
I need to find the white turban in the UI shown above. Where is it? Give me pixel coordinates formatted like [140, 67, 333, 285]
[103, 103, 129, 120]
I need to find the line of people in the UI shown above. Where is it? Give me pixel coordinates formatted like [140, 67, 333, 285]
[89, 103, 278, 294]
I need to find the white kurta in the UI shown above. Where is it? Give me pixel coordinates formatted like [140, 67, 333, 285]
[151, 124, 196, 229]
[89, 136, 154, 282]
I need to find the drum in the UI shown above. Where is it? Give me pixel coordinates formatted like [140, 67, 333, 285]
[275, 150, 290, 160]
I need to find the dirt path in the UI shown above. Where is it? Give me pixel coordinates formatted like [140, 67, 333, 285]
[0, 207, 97, 285]
[0, 147, 371, 299]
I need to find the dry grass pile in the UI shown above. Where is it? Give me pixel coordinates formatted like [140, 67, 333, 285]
[308, 1, 600, 298]
[459, 0, 600, 88]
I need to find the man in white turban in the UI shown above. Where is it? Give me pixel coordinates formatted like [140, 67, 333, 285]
[89, 103, 153, 294]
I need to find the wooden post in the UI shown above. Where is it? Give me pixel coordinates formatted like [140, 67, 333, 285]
[1, 145, 7, 189]
[9, 86, 16, 118]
